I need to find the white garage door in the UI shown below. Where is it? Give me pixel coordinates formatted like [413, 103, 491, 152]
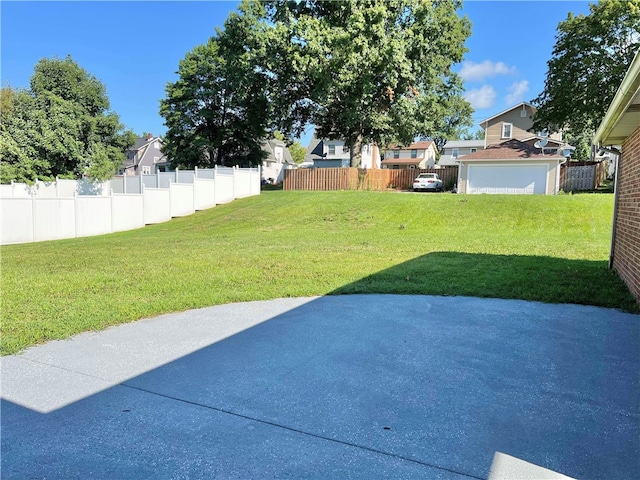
[467, 164, 548, 194]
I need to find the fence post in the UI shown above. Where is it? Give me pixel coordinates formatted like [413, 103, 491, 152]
[175, 167, 179, 184]
[214, 165, 218, 205]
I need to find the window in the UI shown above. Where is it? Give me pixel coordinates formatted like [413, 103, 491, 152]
[502, 123, 512, 138]
[154, 141, 159, 149]
[452, 148, 459, 158]
[328, 144, 336, 155]
[411, 149, 417, 158]
[142, 166, 151, 175]
[393, 150, 400, 159]
[470, 148, 477, 153]
[520, 108, 527, 117]
[154, 156, 159, 163]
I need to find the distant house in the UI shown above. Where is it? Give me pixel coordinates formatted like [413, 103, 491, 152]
[381, 141, 437, 169]
[456, 139, 566, 195]
[305, 133, 379, 169]
[480, 102, 563, 147]
[120, 134, 169, 176]
[593, 48, 640, 304]
[261, 138, 295, 184]
[439, 140, 485, 166]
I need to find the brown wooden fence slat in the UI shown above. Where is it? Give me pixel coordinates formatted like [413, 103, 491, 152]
[284, 167, 459, 191]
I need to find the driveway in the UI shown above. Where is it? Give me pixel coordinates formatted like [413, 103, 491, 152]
[1, 295, 638, 479]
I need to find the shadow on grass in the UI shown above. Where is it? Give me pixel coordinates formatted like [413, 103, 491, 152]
[330, 251, 638, 313]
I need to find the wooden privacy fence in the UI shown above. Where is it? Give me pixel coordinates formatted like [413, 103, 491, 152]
[283, 167, 459, 191]
[559, 161, 608, 192]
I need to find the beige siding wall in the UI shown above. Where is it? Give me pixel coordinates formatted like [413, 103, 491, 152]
[484, 107, 563, 146]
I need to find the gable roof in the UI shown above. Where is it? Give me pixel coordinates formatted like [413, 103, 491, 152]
[262, 139, 294, 164]
[381, 158, 423, 166]
[460, 139, 564, 160]
[594, 48, 640, 146]
[443, 140, 485, 149]
[386, 140, 434, 150]
[479, 102, 536, 127]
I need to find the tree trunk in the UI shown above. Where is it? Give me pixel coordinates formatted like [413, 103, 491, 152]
[349, 133, 364, 168]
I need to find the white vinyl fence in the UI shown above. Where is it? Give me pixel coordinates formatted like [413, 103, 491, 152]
[1, 166, 261, 245]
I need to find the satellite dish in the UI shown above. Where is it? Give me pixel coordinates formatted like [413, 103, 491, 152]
[538, 137, 548, 147]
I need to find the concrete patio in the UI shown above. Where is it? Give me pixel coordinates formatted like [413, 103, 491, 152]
[1, 295, 638, 479]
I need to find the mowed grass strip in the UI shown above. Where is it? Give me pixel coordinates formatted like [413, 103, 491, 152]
[1, 191, 636, 355]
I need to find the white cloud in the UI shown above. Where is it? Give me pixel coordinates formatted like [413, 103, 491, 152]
[464, 85, 496, 109]
[505, 80, 530, 104]
[460, 61, 517, 82]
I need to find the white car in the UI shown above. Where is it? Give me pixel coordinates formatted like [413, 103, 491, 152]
[413, 173, 444, 192]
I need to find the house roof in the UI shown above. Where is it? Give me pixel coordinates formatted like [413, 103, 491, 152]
[381, 158, 421, 165]
[438, 155, 458, 166]
[442, 140, 485, 149]
[262, 139, 294, 164]
[479, 102, 537, 127]
[459, 139, 565, 161]
[594, 48, 640, 146]
[386, 141, 434, 150]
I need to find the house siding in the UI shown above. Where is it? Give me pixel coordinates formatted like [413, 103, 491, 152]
[611, 125, 640, 303]
[484, 107, 563, 146]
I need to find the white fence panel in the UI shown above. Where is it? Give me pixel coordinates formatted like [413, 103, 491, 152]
[196, 168, 215, 179]
[170, 183, 195, 217]
[194, 178, 216, 210]
[6, 183, 33, 197]
[234, 169, 252, 198]
[33, 198, 76, 242]
[36, 181, 58, 198]
[215, 170, 235, 204]
[112, 194, 144, 232]
[111, 176, 125, 194]
[0, 185, 14, 198]
[141, 174, 158, 189]
[178, 170, 195, 184]
[1, 165, 260, 244]
[143, 188, 171, 224]
[250, 168, 261, 196]
[158, 172, 175, 188]
[75, 196, 112, 238]
[1, 198, 34, 244]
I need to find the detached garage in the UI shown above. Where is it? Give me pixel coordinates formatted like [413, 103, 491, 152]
[457, 139, 566, 195]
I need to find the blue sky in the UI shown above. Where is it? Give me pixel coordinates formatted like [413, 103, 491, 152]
[2, 1, 592, 147]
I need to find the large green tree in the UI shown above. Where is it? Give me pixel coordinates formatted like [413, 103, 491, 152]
[533, 0, 640, 137]
[264, 0, 473, 167]
[160, 2, 271, 168]
[0, 56, 134, 183]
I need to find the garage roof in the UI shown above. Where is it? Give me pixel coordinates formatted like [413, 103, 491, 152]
[459, 139, 564, 161]
[594, 49, 640, 147]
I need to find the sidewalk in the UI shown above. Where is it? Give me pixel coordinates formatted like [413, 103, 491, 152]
[2, 295, 638, 479]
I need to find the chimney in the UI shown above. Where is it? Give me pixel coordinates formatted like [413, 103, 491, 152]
[147, 133, 153, 140]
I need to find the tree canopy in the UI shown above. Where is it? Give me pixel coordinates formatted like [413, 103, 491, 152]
[161, 0, 473, 168]
[533, 0, 640, 137]
[264, 0, 474, 166]
[160, 2, 271, 168]
[0, 56, 134, 183]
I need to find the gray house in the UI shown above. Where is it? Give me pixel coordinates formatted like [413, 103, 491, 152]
[261, 138, 295, 184]
[120, 134, 169, 176]
[439, 140, 485, 166]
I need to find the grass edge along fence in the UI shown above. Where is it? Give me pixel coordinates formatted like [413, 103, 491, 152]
[283, 167, 459, 191]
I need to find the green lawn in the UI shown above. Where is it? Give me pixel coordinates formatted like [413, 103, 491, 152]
[1, 191, 637, 355]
